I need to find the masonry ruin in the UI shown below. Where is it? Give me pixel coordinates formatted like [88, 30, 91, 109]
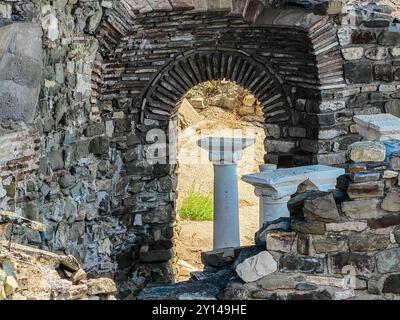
[1, 0, 400, 300]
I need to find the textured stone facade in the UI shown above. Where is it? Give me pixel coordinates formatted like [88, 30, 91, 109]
[0, 0, 400, 298]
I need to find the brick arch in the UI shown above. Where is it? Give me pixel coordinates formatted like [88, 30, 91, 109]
[92, 5, 346, 166]
[94, 0, 265, 58]
[140, 50, 291, 124]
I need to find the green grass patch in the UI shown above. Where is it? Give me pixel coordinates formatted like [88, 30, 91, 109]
[178, 189, 213, 221]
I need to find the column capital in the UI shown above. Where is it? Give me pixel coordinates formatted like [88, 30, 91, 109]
[197, 136, 255, 165]
[243, 165, 345, 226]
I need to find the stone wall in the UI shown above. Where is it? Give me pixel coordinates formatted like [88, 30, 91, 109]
[0, 0, 400, 299]
[0, 0, 118, 290]
[331, 6, 400, 170]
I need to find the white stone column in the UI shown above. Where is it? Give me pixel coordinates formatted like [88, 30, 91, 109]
[197, 137, 255, 250]
[242, 165, 345, 226]
[258, 164, 277, 227]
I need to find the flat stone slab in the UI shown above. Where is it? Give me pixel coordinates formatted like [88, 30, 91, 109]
[242, 165, 344, 186]
[0, 23, 42, 127]
[242, 165, 345, 198]
[0, 210, 46, 233]
[236, 251, 278, 283]
[354, 114, 400, 141]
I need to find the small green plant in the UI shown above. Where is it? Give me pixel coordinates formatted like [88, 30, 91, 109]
[178, 189, 213, 221]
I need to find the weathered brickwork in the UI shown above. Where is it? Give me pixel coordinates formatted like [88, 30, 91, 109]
[0, 0, 400, 299]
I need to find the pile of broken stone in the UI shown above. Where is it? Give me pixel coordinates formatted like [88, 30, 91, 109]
[0, 241, 117, 300]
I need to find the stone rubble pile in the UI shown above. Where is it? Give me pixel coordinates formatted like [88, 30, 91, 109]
[185, 81, 264, 126]
[0, 241, 117, 300]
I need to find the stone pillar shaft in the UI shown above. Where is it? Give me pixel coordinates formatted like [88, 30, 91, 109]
[213, 163, 240, 249]
[197, 136, 255, 250]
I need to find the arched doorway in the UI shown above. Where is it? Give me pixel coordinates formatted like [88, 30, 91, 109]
[137, 50, 290, 283]
[173, 79, 266, 281]
[139, 50, 290, 126]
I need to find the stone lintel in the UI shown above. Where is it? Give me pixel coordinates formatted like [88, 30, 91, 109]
[242, 165, 345, 199]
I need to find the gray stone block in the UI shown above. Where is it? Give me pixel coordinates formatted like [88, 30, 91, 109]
[0, 23, 42, 126]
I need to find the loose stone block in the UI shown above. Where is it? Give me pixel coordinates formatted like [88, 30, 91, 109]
[341, 47, 364, 60]
[378, 31, 400, 46]
[348, 141, 386, 162]
[368, 213, 400, 229]
[333, 289, 355, 300]
[354, 114, 400, 141]
[350, 171, 381, 183]
[367, 275, 385, 294]
[256, 273, 302, 291]
[391, 47, 400, 57]
[188, 97, 206, 110]
[341, 198, 387, 219]
[391, 155, 400, 171]
[348, 164, 367, 174]
[348, 232, 389, 252]
[201, 247, 237, 268]
[365, 47, 388, 60]
[381, 191, 400, 212]
[330, 252, 375, 274]
[266, 231, 295, 253]
[303, 192, 340, 223]
[383, 170, 398, 179]
[236, 251, 277, 283]
[326, 221, 368, 232]
[291, 219, 326, 235]
[297, 234, 312, 256]
[179, 98, 202, 128]
[351, 30, 376, 44]
[382, 274, 400, 294]
[347, 181, 384, 199]
[303, 274, 346, 288]
[255, 218, 291, 245]
[3, 276, 18, 296]
[279, 255, 324, 274]
[344, 62, 373, 84]
[86, 278, 117, 295]
[385, 100, 400, 118]
[313, 235, 348, 253]
[376, 248, 400, 273]
[375, 64, 393, 82]
[0, 23, 43, 125]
